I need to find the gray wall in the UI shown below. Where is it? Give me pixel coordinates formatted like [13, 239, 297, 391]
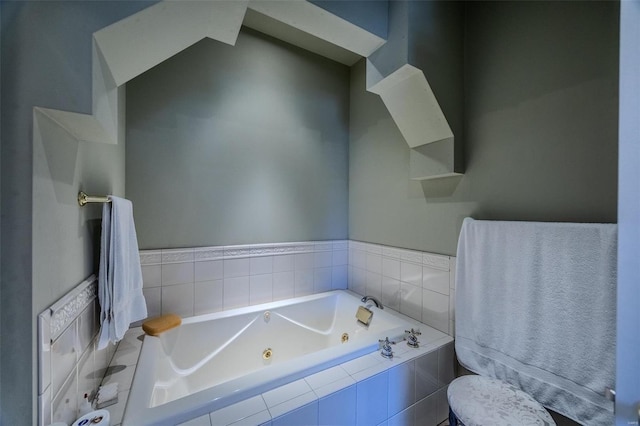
[126, 29, 350, 249]
[0, 3, 3, 414]
[310, 0, 388, 39]
[349, 1, 619, 256]
[0, 2, 155, 424]
[408, 0, 464, 172]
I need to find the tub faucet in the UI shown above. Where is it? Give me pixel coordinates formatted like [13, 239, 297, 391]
[378, 337, 396, 359]
[361, 295, 383, 309]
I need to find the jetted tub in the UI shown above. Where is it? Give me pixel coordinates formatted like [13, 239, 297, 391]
[124, 290, 443, 425]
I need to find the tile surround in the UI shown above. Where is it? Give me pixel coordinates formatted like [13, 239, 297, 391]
[318, 385, 357, 425]
[102, 329, 453, 426]
[356, 371, 389, 425]
[194, 280, 224, 315]
[138, 241, 350, 320]
[38, 275, 118, 426]
[38, 241, 455, 425]
[42, 241, 457, 425]
[348, 241, 455, 336]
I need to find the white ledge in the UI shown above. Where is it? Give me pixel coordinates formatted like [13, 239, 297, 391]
[247, 0, 386, 58]
[93, 0, 249, 87]
[35, 108, 115, 145]
[368, 64, 453, 150]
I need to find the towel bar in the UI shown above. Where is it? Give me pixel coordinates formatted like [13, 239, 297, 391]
[77, 191, 111, 206]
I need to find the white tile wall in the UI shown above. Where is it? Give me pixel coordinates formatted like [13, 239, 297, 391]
[251, 256, 273, 275]
[195, 260, 223, 282]
[272, 401, 318, 426]
[224, 276, 251, 309]
[142, 287, 161, 318]
[38, 276, 118, 426]
[209, 395, 268, 425]
[141, 264, 161, 287]
[263, 379, 313, 408]
[250, 274, 273, 305]
[422, 290, 449, 333]
[315, 251, 333, 268]
[295, 253, 315, 270]
[272, 272, 295, 301]
[162, 282, 195, 317]
[415, 350, 439, 400]
[331, 265, 348, 290]
[314, 268, 332, 293]
[388, 404, 414, 426]
[387, 361, 416, 417]
[52, 366, 78, 425]
[138, 241, 350, 321]
[225, 258, 251, 279]
[449, 257, 457, 335]
[381, 276, 401, 311]
[348, 241, 455, 336]
[273, 254, 294, 273]
[413, 392, 437, 425]
[318, 385, 356, 425]
[194, 280, 223, 315]
[162, 261, 194, 285]
[51, 321, 78, 398]
[356, 372, 389, 425]
[366, 271, 383, 300]
[99, 330, 144, 425]
[181, 414, 212, 426]
[351, 268, 366, 296]
[294, 269, 314, 297]
[332, 250, 348, 266]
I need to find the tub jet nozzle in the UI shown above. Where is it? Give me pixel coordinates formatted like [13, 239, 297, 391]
[263, 348, 273, 360]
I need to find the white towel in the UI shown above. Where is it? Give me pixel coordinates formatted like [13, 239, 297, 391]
[98, 196, 147, 349]
[455, 218, 617, 425]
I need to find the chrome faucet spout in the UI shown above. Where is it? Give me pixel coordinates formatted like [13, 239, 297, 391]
[361, 295, 383, 309]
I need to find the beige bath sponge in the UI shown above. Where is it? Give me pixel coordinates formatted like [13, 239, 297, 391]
[142, 313, 182, 336]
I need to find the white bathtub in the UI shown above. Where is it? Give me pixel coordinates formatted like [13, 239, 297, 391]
[124, 290, 442, 425]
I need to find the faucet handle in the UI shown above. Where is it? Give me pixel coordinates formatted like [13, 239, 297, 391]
[404, 328, 421, 348]
[378, 337, 396, 359]
[378, 336, 396, 346]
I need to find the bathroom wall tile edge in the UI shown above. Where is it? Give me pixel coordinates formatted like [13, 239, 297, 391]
[38, 275, 119, 426]
[348, 240, 455, 336]
[140, 241, 347, 265]
[140, 240, 451, 270]
[138, 240, 455, 336]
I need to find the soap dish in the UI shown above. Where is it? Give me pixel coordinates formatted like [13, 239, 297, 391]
[96, 394, 118, 409]
[95, 383, 119, 409]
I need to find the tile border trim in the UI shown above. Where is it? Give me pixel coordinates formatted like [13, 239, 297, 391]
[46, 275, 98, 341]
[140, 240, 349, 265]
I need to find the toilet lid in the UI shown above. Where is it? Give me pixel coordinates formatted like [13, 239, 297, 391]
[447, 376, 555, 426]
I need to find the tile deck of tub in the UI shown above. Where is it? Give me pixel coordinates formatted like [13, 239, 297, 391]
[103, 326, 453, 426]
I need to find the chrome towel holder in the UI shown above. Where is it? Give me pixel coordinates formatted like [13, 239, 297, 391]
[77, 191, 111, 206]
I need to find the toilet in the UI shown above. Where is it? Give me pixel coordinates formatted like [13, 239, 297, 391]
[447, 375, 555, 426]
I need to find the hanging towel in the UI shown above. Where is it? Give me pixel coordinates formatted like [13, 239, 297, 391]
[98, 196, 147, 349]
[455, 218, 617, 425]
